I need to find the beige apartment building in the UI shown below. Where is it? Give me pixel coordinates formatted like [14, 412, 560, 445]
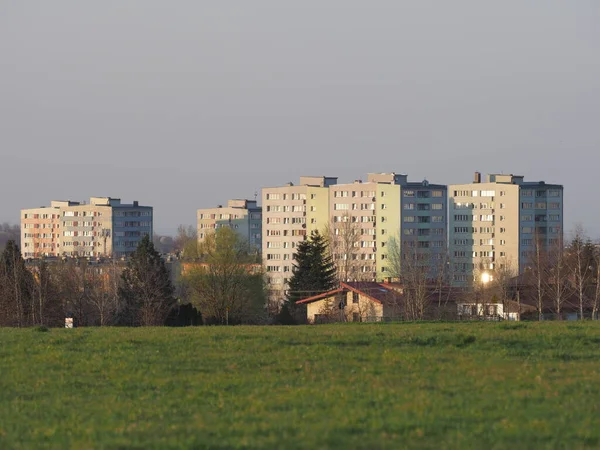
[449, 172, 563, 287]
[263, 172, 448, 303]
[21, 197, 152, 259]
[328, 173, 402, 282]
[197, 199, 262, 250]
[262, 176, 337, 303]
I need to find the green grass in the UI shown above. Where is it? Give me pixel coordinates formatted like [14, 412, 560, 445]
[1, 323, 600, 449]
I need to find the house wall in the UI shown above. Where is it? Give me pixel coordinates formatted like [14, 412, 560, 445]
[305, 291, 383, 323]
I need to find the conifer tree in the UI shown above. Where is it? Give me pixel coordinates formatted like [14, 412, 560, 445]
[119, 235, 175, 326]
[278, 231, 336, 323]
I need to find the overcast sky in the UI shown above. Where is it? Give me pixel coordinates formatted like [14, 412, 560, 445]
[1, 1, 599, 236]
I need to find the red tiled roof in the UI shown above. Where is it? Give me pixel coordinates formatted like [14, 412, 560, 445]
[295, 288, 344, 305]
[340, 282, 386, 304]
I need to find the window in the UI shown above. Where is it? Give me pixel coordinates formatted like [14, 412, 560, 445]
[403, 190, 414, 197]
[403, 216, 415, 223]
[404, 203, 415, 210]
[431, 203, 443, 210]
[432, 190, 443, 197]
[432, 216, 444, 223]
[521, 203, 533, 209]
[353, 292, 359, 304]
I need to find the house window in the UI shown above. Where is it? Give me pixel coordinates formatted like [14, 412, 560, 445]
[352, 292, 359, 304]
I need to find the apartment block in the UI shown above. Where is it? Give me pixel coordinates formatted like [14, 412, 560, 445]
[21, 197, 153, 259]
[262, 176, 337, 303]
[400, 179, 448, 274]
[197, 199, 262, 250]
[329, 174, 400, 281]
[329, 173, 447, 282]
[448, 172, 563, 286]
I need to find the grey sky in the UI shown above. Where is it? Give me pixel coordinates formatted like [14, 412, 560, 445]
[1, 1, 599, 236]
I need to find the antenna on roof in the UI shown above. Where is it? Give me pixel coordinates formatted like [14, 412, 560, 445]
[254, 191, 258, 201]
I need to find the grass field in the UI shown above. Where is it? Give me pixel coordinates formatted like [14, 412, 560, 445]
[1, 323, 600, 449]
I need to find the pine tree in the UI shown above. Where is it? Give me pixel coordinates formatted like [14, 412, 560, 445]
[118, 235, 175, 326]
[278, 231, 336, 323]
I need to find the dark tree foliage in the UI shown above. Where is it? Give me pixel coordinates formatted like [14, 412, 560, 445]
[279, 231, 336, 324]
[0, 240, 34, 327]
[118, 235, 176, 326]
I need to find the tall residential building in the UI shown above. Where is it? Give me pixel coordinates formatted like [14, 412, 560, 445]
[329, 173, 447, 282]
[262, 176, 337, 303]
[400, 179, 448, 275]
[21, 197, 153, 259]
[448, 172, 564, 287]
[328, 174, 400, 281]
[197, 199, 262, 250]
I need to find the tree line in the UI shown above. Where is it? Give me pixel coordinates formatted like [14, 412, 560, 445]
[3, 218, 600, 327]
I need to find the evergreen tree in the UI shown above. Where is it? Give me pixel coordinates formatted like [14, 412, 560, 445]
[0, 240, 34, 327]
[279, 231, 336, 323]
[119, 235, 175, 326]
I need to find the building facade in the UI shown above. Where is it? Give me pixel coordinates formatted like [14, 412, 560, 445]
[400, 179, 448, 278]
[328, 173, 448, 282]
[21, 197, 153, 259]
[448, 172, 563, 287]
[262, 176, 337, 303]
[197, 199, 262, 251]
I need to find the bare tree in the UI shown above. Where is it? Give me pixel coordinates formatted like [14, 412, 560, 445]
[0, 241, 34, 327]
[174, 224, 198, 257]
[324, 212, 362, 283]
[545, 233, 571, 320]
[529, 229, 551, 320]
[567, 225, 593, 320]
[432, 250, 452, 312]
[492, 258, 518, 320]
[51, 259, 93, 326]
[29, 259, 62, 326]
[593, 244, 600, 320]
[86, 260, 123, 326]
[387, 233, 429, 320]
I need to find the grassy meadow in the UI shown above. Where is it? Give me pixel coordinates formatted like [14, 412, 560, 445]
[1, 322, 600, 449]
